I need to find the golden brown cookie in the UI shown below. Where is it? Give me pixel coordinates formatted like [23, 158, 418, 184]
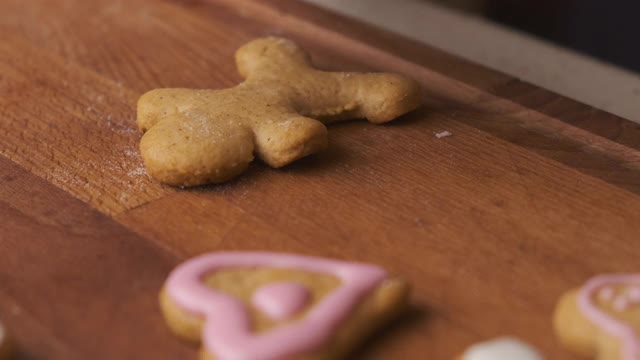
[159, 252, 410, 359]
[553, 274, 640, 360]
[137, 37, 421, 186]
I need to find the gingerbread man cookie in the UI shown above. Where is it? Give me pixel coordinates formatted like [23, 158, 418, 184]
[159, 252, 410, 359]
[137, 37, 421, 186]
[554, 274, 640, 360]
[458, 337, 543, 360]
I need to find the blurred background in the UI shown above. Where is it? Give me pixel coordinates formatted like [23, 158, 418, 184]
[306, 0, 640, 122]
[432, 0, 640, 73]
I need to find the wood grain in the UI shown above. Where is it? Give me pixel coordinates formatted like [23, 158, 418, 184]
[0, 156, 188, 359]
[1, 0, 639, 359]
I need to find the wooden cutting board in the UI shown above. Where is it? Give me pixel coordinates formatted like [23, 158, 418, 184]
[1, 0, 639, 358]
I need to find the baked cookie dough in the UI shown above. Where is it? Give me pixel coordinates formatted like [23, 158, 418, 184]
[554, 274, 640, 360]
[137, 37, 421, 186]
[159, 251, 410, 359]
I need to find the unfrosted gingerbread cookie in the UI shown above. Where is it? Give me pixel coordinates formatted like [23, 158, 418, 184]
[159, 252, 410, 359]
[458, 337, 542, 360]
[554, 274, 640, 360]
[137, 37, 421, 186]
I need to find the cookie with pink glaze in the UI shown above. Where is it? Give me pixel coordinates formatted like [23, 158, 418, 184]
[159, 252, 409, 360]
[553, 274, 640, 360]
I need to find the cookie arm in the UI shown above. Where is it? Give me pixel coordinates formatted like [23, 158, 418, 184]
[234, 37, 421, 125]
[328, 72, 422, 124]
[286, 71, 421, 125]
[252, 114, 328, 168]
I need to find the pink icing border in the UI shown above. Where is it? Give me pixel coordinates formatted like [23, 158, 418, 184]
[577, 274, 640, 360]
[165, 252, 387, 360]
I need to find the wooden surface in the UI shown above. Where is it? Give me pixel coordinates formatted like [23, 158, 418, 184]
[1, 0, 639, 358]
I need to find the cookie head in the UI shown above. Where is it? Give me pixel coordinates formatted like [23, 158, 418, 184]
[554, 274, 640, 360]
[235, 37, 311, 79]
[159, 252, 409, 360]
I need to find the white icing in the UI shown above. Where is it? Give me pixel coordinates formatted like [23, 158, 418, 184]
[463, 337, 543, 360]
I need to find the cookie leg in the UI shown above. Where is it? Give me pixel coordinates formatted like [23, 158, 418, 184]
[140, 116, 254, 186]
[253, 115, 328, 168]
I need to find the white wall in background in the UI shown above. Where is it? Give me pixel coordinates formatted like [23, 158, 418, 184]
[304, 0, 640, 123]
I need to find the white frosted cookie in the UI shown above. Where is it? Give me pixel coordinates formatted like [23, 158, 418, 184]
[461, 337, 542, 360]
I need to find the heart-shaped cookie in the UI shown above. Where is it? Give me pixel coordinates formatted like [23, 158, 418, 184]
[159, 252, 409, 359]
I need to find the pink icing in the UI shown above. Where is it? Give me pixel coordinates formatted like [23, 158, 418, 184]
[628, 287, 640, 303]
[165, 252, 387, 360]
[578, 274, 640, 360]
[252, 282, 309, 320]
[598, 287, 615, 302]
[614, 297, 631, 311]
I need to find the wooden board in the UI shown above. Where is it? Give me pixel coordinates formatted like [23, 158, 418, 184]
[1, 0, 639, 358]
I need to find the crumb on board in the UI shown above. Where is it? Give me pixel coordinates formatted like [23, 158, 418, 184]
[127, 167, 146, 177]
[435, 130, 452, 139]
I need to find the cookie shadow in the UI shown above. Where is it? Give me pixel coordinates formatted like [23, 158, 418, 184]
[179, 107, 425, 192]
[184, 144, 347, 195]
[281, 140, 351, 175]
[381, 106, 428, 128]
[349, 303, 427, 359]
[7, 345, 32, 360]
[284, 107, 427, 175]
